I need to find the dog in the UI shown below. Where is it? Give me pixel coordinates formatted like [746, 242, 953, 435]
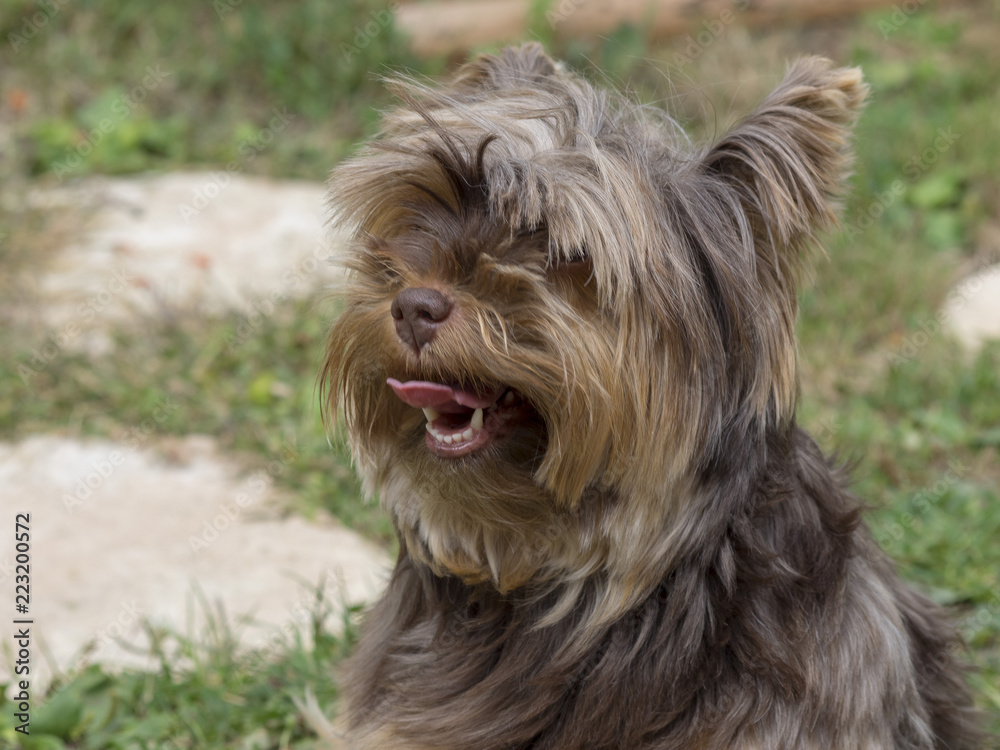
[321, 43, 983, 749]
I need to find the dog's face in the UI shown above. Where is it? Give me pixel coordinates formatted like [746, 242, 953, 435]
[324, 44, 866, 593]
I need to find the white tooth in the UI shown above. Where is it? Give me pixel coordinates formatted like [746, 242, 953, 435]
[503, 391, 515, 406]
[422, 408, 440, 422]
[471, 408, 483, 430]
[461, 428, 474, 440]
[444, 435, 453, 444]
[425, 423, 433, 433]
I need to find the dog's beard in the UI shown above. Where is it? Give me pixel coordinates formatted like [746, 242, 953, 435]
[386, 409, 559, 591]
[326, 291, 605, 594]
[390, 398, 549, 523]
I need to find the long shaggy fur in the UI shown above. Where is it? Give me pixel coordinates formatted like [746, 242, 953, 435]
[322, 45, 984, 749]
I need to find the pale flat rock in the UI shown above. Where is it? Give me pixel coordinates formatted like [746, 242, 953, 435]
[0, 435, 388, 691]
[21, 172, 344, 350]
[942, 264, 1000, 352]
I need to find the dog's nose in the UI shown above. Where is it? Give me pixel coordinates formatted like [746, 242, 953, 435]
[391, 287, 452, 350]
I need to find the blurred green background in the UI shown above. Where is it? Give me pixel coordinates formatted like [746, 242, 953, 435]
[1, 0, 998, 746]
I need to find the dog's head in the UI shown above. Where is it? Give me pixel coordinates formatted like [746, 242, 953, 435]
[323, 44, 866, 593]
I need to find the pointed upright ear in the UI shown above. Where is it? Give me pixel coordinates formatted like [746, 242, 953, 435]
[701, 57, 868, 258]
[448, 42, 562, 93]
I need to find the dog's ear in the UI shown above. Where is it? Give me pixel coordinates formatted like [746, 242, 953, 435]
[699, 57, 868, 258]
[449, 42, 561, 92]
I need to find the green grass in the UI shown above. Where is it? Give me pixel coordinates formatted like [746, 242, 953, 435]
[1, 0, 423, 182]
[0, 591, 358, 749]
[1, 0, 998, 744]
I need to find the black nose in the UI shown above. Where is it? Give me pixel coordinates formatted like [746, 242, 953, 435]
[391, 287, 452, 351]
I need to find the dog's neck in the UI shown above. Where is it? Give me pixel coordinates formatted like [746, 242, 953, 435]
[388, 419, 827, 633]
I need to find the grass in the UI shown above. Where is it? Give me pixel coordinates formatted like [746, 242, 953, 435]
[0, 591, 358, 749]
[1, 0, 424, 182]
[1, 0, 998, 745]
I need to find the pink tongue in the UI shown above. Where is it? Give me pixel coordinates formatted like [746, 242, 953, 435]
[387, 378, 500, 411]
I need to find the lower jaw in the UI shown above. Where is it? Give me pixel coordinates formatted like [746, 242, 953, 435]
[424, 428, 493, 457]
[420, 400, 540, 459]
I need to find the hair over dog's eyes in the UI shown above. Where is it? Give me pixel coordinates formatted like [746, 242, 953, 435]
[549, 248, 591, 273]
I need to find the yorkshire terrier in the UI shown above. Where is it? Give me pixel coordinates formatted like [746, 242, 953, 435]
[321, 44, 982, 749]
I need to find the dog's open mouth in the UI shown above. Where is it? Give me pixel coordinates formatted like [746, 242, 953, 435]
[387, 378, 531, 458]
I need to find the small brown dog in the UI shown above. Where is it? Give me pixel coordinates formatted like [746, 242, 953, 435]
[322, 44, 982, 749]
